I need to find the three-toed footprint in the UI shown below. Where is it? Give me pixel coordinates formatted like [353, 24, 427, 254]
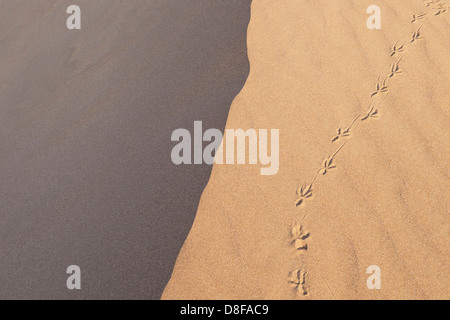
[288, 269, 308, 296]
[291, 224, 310, 252]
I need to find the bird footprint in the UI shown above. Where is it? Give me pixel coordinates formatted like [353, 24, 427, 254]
[371, 75, 389, 97]
[411, 26, 423, 42]
[390, 41, 405, 56]
[320, 158, 336, 175]
[291, 224, 310, 251]
[388, 56, 403, 78]
[424, 0, 440, 8]
[332, 115, 359, 143]
[361, 106, 380, 121]
[434, 4, 448, 15]
[295, 184, 313, 207]
[319, 142, 347, 175]
[411, 12, 427, 23]
[288, 269, 308, 295]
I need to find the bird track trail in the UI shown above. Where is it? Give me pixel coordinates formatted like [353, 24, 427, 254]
[287, 0, 449, 298]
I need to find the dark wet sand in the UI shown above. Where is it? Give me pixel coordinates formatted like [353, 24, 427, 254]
[0, 0, 251, 299]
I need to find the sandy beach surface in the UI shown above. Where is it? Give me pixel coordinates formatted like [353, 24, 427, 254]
[163, 0, 449, 299]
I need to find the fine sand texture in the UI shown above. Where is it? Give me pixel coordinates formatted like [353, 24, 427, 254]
[0, 0, 251, 299]
[163, 0, 449, 299]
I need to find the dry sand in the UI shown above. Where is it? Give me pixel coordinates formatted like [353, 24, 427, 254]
[163, 0, 450, 299]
